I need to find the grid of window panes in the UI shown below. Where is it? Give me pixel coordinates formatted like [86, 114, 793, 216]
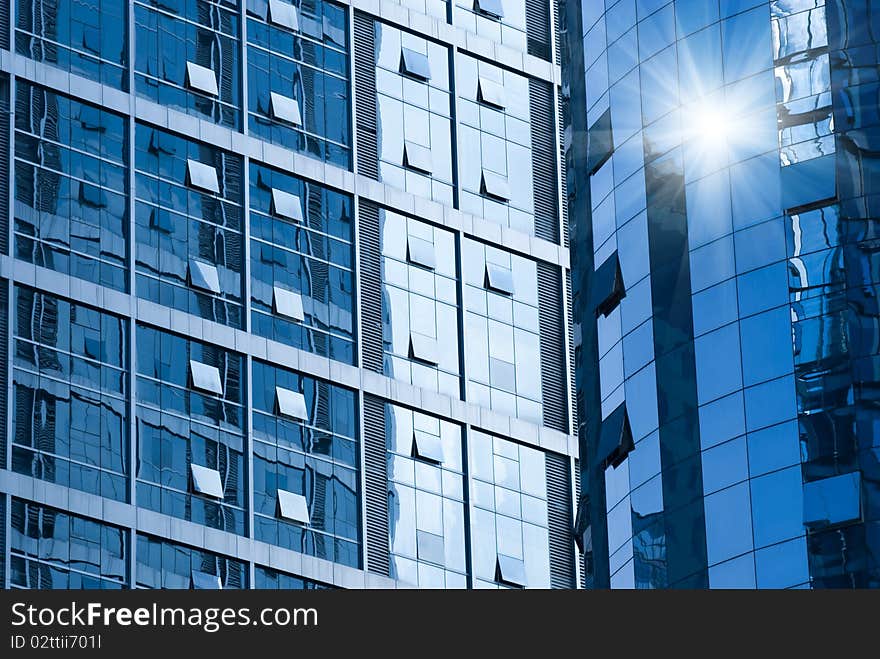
[135, 534, 247, 588]
[462, 238, 543, 424]
[254, 565, 333, 589]
[456, 53, 535, 235]
[453, 0, 527, 55]
[14, 82, 128, 291]
[251, 360, 360, 568]
[249, 163, 355, 364]
[11, 286, 129, 502]
[135, 325, 246, 535]
[469, 430, 550, 588]
[375, 23, 454, 206]
[386, 404, 467, 587]
[9, 498, 128, 590]
[135, 124, 245, 328]
[247, 0, 351, 169]
[773, 1, 832, 166]
[134, 0, 241, 128]
[381, 210, 460, 398]
[15, 0, 128, 88]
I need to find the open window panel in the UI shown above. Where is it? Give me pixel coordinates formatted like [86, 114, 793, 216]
[185, 61, 219, 96]
[495, 554, 527, 588]
[273, 285, 305, 321]
[277, 489, 311, 525]
[480, 169, 510, 201]
[189, 359, 224, 395]
[267, 0, 299, 31]
[416, 530, 445, 565]
[270, 187, 304, 222]
[188, 258, 221, 294]
[484, 262, 515, 296]
[403, 140, 433, 175]
[591, 251, 625, 317]
[275, 385, 309, 421]
[803, 471, 862, 530]
[411, 429, 444, 464]
[587, 107, 614, 174]
[399, 47, 431, 81]
[269, 91, 303, 126]
[595, 402, 634, 470]
[474, 0, 504, 19]
[409, 332, 439, 365]
[190, 463, 224, 499]
[477, 76, 506, 109]
[191, 569, 223, 590]
[186, 158, 220, 194]
[406, 234, 436, 270]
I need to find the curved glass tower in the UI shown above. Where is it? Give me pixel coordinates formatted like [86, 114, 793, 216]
[567, 0, 880, 588]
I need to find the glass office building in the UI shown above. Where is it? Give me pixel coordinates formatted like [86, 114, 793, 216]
[0, 0, 580, 588]
[567, 0, 880, 588]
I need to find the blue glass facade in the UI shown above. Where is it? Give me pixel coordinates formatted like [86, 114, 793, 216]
[1, 0, 577, 591]
[568, 0, 880, 588]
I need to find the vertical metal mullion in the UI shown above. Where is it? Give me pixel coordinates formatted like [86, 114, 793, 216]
[127, 0, 138, 589]
[245, 352, 254, 586]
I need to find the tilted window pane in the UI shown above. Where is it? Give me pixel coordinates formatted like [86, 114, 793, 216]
[400, 47, 432, 80]
[481, 169, 511, 201]
[270, 188, 304, 222]
[403, 140, 434, 174]
[268, 0, 299, 31]
[185, 61, 220, 96]
[190, 463, 225, 499]
[186, 159, 221, 194]
[275, 386, 308, 420]
[407, 236, 437, 270]
[496, 554, 527, 587]
[474, 0, 504, 19]
[273, 286, 305, 321]
[189, 360, 224, 395]
[189, 259, 222, 294]
[277, 489, 311, 524]
[478, 77, 507, 109]
[409, 332, 440, 365]
[269, 92, 303, 126]
[413, 429, 445, 464]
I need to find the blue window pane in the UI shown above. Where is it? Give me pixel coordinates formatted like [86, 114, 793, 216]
[735, 217, 786, 274]
[686, 169, 731, 249]
[675, 0, 719, 37]
[746, 420, 800, 476]
[702, 437, 748, 495]
[803, 472, 862, 528]
[750, 465, 804, 548]
[699, 391, 746, 450]
[737, 262, 789, 318]
[755, 536, 809, 588]
[708, 552, 756, 589]
[690, 235, 735, 293]
[692, 278, 738, 337]
[705, 481, 754, 564]
[695, 322, 743, 403]
[744, 375, 797, 432]
[730, 153, 782, 229]
[740, 307, 793, 387]
[721, 5, 772, 83]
